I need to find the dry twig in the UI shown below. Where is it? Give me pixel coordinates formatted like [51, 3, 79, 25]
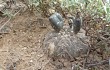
[86, 59, 109, 68]
[0, 8, 21, 32]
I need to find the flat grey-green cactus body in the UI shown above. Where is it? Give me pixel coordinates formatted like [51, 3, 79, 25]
[49, 12, 64, 32]
[73, 12, 82, 34]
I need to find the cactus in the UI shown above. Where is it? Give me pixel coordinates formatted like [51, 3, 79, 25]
[73, 12, 82, 34]
[49, 12, 64, 32]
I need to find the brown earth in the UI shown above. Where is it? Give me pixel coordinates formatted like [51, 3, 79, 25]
[0, 12, 57, 70]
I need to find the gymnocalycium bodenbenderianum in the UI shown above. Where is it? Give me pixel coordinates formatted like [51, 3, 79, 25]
[73, 12, 82, 34]
[49, 12, 64, 32]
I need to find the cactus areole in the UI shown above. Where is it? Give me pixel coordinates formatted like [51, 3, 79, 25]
[49, 12, 64, 32]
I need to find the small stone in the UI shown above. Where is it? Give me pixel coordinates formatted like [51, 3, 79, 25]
[30, 35, 33, 38]
[22, 47, 27, 50]
[58, 33, 61, 35]
[38, 40, 41, 43]
[30, 60, 33, 63]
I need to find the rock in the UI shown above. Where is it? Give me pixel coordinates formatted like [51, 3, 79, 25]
[43, 27, 89, 60]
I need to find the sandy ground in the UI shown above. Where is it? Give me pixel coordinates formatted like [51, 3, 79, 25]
[0, 13, 57, 70]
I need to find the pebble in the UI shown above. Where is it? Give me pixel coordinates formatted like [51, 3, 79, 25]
[22, 47, 27, 50]
[30, 35, 33, 38]
[30, 60, 33, 63]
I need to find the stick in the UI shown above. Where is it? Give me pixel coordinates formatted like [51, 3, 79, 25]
[0, 17, 11, 31]
[83, 49, 90, 68]
[0, 8, 21, 31]
[86, 59, 109, 67]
